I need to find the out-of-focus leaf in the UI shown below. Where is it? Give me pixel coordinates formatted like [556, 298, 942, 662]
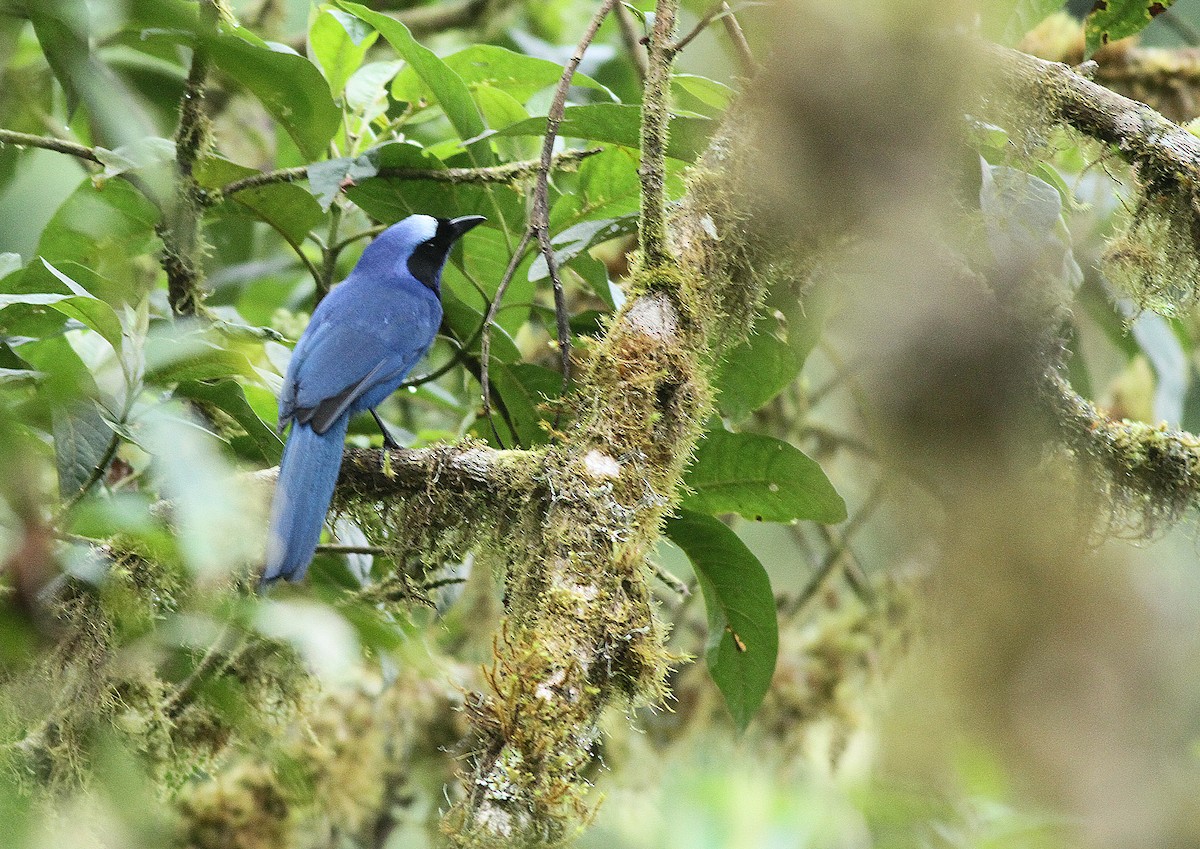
[671, 73, 733, 114]
[307, 152, 380, 211]
[665, 510, 778, 730]
[94, 137, 175, 180]
[338, 2, 497, 165]
[0, 254, 23, 281]
[682, 429, 847, 524]
[981, 0, 1068, 46]
[28, 260, 125, 352]
[309, 8, 377, 96]
[52, 400, 116, 500]
[1131, 311, 1187, 426]
[175, 379, 284, 464]
[254, 600, 360, 684]
[34, 178, 160, 298]
[979, 160, 1082, 293]
[345, 59, 402, 122]
[138, 403, 267, 578]
[207, 26, 341, 160]
[1084, 0, 1173, 57]
[391, 44, 611, 106]
[487, 105, 715, 161]
[195, 157, 323, 244]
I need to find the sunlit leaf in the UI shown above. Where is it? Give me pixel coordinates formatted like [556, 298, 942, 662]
[338, 2, 497, 165]
[309, 8, 377, 96]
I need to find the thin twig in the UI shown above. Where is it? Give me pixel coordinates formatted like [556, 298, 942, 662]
[651, 560, 690, 597]
[0, 128, 101, 164]
[615, 2, 649, 81]
[317, 543, 389, 555]
[719, 2, 758, 75]
[162, 624, 248, 719]
[479, 229, 533, 446]
[671, 0, 726, 54]
[783, 479, 888, 621]
[219, 149, 600, 199]
[531, 0, 617, 405]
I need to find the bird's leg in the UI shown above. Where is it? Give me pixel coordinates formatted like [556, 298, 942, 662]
[371, 409, 403, 449]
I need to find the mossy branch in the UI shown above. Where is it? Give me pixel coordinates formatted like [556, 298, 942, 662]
[989, 44, 1200, 313]
[160, 0, 218, 317]
[638, 0, 681, 268]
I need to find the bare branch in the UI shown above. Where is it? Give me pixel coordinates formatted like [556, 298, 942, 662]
[0, 128, 101, 165]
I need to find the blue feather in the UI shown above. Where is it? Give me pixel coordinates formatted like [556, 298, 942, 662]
[261, 213, 485, 585]
[262, 418, 349, 583]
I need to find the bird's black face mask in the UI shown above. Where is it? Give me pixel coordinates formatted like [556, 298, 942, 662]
[407, 215, 486, 291]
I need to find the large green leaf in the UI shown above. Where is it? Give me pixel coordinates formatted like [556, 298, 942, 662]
[35, 177, 160, 300]
[0, 264, 125, 354]
[682, 429, 846, 524]
[714, 285, 829, 420]
[471, 362, 560, 448]
[309, 8, 377, 96]
[391, 44, 611, 106]
[337, 2, 496, 165]
[195, 157, 324, 244]
[1084, 0, 1173, 57]
[665, 510, 778, 730]
[489, 104, 715, 161]
[174, 378, 284, 464]
[207, 26, 341, 160]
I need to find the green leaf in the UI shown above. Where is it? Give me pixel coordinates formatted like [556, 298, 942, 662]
[309, 8, 377, 96]
[35, 177, 160, 298]
[665, 510, 778, 730]
[981, 0, 1068, 46]
[391, 44, 611, 106]
[337, 2, 496, 165]
[0, 261, 126, 353]
[671, 73, 733, 115]
[52, 400, 117, 500]
[1084, 0, 1173, 57]
[682, 429, 846, 524]
[195, 157, 323, 245]
[0, 253, 21, 281]
[528, 216, 637, 281]
[174, 379, 284, 464]
[207, 26, 342, 160]
[488, 104, 715, 161]
[714, 286, 829, 420]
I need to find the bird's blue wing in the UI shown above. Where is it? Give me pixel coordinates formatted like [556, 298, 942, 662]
[279, 284, 441, 435]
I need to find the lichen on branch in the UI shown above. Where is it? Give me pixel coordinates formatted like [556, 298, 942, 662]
[986, 43, 1200, 316]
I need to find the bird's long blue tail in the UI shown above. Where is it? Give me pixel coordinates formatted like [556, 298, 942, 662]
[262, 417, 350, 584]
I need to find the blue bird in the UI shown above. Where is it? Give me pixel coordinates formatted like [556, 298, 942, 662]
[262, 214, 485, 584]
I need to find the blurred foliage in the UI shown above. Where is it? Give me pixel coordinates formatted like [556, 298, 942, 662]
[0, 0, 1199, 847]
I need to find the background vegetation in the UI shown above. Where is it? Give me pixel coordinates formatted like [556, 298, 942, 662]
[3, 0, 1200, 846]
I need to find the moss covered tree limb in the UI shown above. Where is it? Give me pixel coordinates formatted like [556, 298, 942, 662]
[159, 0, 219, 318]
[989, 43, 1200, 313]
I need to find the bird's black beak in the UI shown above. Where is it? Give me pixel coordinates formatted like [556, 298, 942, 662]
[447, 215, 486, 240]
